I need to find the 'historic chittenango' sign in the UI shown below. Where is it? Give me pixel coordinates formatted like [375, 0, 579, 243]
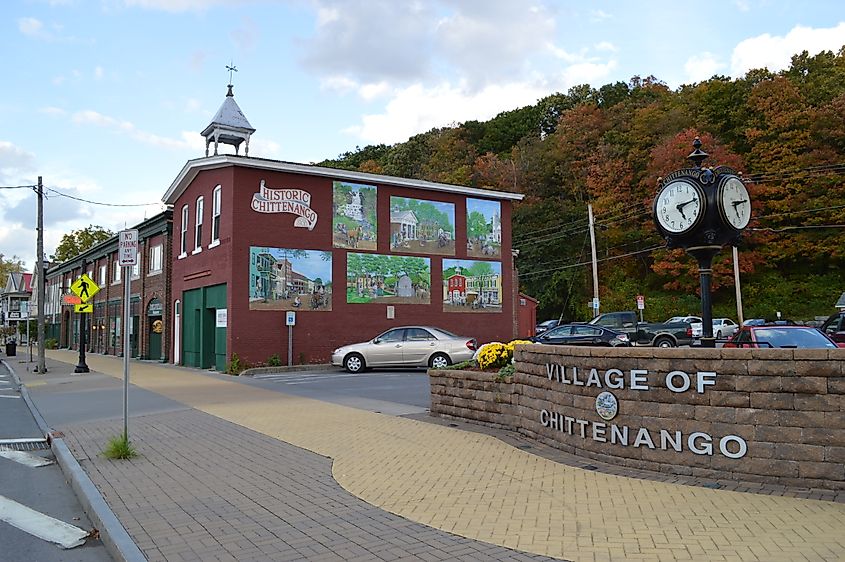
[251, 180, 318, 230]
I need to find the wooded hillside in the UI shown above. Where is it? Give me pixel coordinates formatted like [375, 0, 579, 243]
[320, 47, 845, 322]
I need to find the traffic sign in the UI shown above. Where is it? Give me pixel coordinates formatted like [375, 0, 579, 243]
[70, 274, 100, 302]
[119, 229, 139, 266]
[62, 294, 82, 305]
[636, 295, 645, 310]
[75, 303, 93, 313]
[286, 311, 296, 326]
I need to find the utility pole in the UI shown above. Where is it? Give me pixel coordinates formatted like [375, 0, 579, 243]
[36, 177, 47, 374]
[588, 203, 599, 317]
[74, 258, 89, 373]
[733, 246, 744, 325]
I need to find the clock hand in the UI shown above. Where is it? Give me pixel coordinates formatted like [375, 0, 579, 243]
[731, 199, 747, 218]
[675, 198, 696, 221]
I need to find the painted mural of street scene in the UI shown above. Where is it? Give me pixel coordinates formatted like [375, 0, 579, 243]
[249, 247, 332, 311]
[442, 259, 502, 313]
[346, 252, 431, 304]
[466, 198, 502, 259]
[390, 196, 455, 256]
[333, 181, 377, 250]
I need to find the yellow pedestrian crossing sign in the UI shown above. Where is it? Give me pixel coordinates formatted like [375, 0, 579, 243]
[70, 273, 100, 302]
[75, 303, 93, 313]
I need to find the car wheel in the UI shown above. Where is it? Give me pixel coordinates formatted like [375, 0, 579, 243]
[343, 353, 365, 373]
[429, 352, 451, 369]
[654, 337, 675, 348]
[716, 330, 722, 339]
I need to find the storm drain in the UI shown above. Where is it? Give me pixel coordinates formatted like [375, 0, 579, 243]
[0, 438, 50, 452]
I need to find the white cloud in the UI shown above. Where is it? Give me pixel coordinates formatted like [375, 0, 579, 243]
[70, 110, 197, 150]
[561, 60, 617, 88]
[731, 22, 845, 76]
[344, 81, 551, 145]
[589, 10, 612, 22]
[123, 0, 231, 12]
[358, 82, 391, 101]
[39, 106, 67, 117]
[594, 41, 617, 53]
[734, 0, 750, 12]
[94, 66, 104, 79]
[18, 17, 46, 38]
[684, 52, 726, 83]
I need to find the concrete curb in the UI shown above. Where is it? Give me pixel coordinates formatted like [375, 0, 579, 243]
[240, 363, 336, 376]
[4, 359, 147, 562]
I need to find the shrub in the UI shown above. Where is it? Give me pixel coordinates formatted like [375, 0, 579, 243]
[267, 354, 282, 367]
[45, 338, 58, 349]
[476, 339, 534, 370]
[226, 353, 244, 375]
[103, 434, 137, 460]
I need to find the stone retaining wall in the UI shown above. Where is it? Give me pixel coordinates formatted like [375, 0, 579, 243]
[430, 345, 845, 490]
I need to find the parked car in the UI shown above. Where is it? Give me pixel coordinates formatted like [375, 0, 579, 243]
[666, 315, 702, 325]
[530, 324, 631, 347]
[535, 319, 561, 335]
[588, 311, 694, 347]
[690, 317, 739, 339]
[820, 311, 845, 344]
[723, 324, 843, 349]
[331, 326, 477, 373]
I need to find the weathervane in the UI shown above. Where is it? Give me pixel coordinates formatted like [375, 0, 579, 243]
[226, 62, 238, 86]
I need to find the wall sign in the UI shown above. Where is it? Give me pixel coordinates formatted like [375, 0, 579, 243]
[251, 180, 318, 230]
[216, 309, 228, 328]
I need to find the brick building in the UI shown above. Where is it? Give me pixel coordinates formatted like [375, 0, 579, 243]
[45, 211, 172, 360]
[163, 85, 524, 369]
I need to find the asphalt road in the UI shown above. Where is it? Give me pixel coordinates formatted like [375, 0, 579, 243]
[0, 360, 112, 562]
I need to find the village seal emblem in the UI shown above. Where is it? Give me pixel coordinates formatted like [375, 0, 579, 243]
[595, 391, 618, 421]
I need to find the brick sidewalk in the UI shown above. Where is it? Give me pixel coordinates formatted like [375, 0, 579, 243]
[38, 351, 845, 560]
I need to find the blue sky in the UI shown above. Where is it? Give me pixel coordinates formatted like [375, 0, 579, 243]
[2, 0, 844, 270]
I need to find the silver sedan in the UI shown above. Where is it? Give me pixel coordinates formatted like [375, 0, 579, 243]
[332, 326, 477, 373]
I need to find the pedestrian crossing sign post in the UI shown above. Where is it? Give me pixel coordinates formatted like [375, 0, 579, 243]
[74, 303, 93, 313]
[70, 273, 100, 302]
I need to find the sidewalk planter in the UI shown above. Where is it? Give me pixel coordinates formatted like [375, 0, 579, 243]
[5, 342, 16, 356]
[430, 345, 845, 491]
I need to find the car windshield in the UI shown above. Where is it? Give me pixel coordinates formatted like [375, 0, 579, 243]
[754, 328, 836, 348]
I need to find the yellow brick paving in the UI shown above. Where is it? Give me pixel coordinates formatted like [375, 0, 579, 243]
[47, 350, 845, 561]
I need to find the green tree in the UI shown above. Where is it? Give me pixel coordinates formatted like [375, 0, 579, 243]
[51, 226, 114, 262]
[0, 254, 25, 287]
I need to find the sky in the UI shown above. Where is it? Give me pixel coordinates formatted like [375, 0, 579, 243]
[2, 0, 844, 272]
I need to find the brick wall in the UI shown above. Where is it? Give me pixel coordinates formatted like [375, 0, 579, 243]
[430, 344, 845, 491]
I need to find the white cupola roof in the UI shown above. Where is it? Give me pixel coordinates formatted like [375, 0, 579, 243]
[201, 84, 255, 157]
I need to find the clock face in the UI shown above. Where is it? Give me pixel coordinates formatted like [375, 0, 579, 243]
[719, 176, 750, 230]
[655, 180, 703, 234]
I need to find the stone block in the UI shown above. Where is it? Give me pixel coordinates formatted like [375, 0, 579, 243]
[742, 458, 800, 478]
[794, 395, 840, 412]
[750, 348, 794, 361]
[711, 373, 737, 391]
[747, 360, 796, 377]
[735, 408, 779, 425]
[709, 391, 749, 407]
[803, 427, 845, 447]
[772, 443, 825, 462]
[829, 378, 845, 394]
[825, 446, 845, 463]
[657, 403, 696, 419]
[798, 462, 844, 481]
[746, 441, 775, 459]
[750, 392, 793, 410]
[735, 375, 782, 392]
[756, 425, 802, 443]
[694, 405, 737, 423]
[781, 376, 827, 394]
[779, 410, 826, 428]
[720, 347, 754, 360]
[792, 349, 830, 360]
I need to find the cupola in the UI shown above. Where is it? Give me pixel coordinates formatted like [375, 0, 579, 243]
[201, 84, 255, 157]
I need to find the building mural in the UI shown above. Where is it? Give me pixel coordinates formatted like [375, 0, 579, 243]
[466, 198, 502, 258]
[249, 247, 332, 311]
[333, 181, 377, 250]
[346, 253, 431, 304]
[390, 196, 455, 256]
[442, 259, 502, 313]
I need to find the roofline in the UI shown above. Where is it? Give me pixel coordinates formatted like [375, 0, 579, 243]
[163, 155, 525, 205]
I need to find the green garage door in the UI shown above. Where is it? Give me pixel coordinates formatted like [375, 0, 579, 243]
[181, 284, 227, 370]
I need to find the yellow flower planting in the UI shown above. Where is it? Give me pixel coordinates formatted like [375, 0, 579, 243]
[476, 339, 533, 370]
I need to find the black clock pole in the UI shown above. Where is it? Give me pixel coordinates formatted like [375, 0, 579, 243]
[74, 259, 90, 373]
[687, 246, 720, 348]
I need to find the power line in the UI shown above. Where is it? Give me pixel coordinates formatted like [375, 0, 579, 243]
[752, 203, 845, 222]
[45, 187, 161, 207]
[0, 185, 37, 189]
[750, 224, 845, 232]
[520, 244, 665, 279]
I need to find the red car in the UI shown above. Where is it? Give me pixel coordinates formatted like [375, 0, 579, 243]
[724, 324, 844, 349]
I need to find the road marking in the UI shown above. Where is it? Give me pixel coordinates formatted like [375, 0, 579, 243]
[0, 494, 88, 549]
[0, 450, 54, 467]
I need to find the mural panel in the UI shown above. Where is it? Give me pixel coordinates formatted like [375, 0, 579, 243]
[390, 196, 455, 256]
[442, 259, 502, 313]
[333, 181, 377, 250]
[466, 198, 502, 258]
[346, 253, 431, 304]
[249, 247, 332, 311]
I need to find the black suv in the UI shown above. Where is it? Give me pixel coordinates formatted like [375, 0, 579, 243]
[821, 312, 845, 344]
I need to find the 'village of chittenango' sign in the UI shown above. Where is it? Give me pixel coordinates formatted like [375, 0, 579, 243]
[251, 180, 318, 230]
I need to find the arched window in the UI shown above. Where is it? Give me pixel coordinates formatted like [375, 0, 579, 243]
[180, 204, 189, 256]
[194, 196, 204, 253]
[211, 185, 221, 246]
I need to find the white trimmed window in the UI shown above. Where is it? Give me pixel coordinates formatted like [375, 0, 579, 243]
[112, 259, 121, 283]
[193, 196, 204, 253]
[180, 204, 189, 257]
[132, 251, 140, 278]
[99, 264, 107, 286]
[211, 185, 221, 246]
[149, 244, 162, 273]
